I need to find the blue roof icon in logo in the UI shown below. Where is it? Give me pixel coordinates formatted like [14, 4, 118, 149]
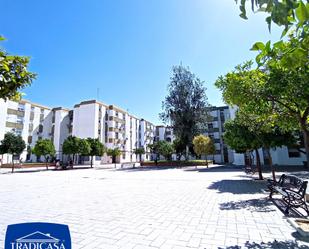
[16, 231, 59, 243]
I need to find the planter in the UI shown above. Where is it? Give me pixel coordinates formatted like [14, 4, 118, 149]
[288, 218, 309, 237]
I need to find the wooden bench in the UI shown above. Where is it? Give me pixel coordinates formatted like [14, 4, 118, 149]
[267, 174, 309, 215]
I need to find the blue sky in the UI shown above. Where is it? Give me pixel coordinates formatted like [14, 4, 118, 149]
[1, 0, 281, 124]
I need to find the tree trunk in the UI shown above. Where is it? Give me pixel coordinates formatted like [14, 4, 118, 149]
[266, 148, 275, 181]
[205, 155, 208, 168]
[45, 156, 49, 170]
[90, 156, 93, 168]
[255, 149, 263, 180]
[12, 156, 14, 173]
[302, 129, 309, 168]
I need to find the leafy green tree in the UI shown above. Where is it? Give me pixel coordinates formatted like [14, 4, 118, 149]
[86, 138, 105, 168]
[156, 141, 174, 161]
[133, 147, 145, 162]
[32, 139, 56, 170]
[160, 65, 209, 159]
[223, 118, 264, 179]
[0, 132, 26, 173]
[215, 60, 309, 167]
[192, 135, 215, 168]
[62, 136, 81, 166]
[107, 148, 121, 166]
[0, 36, 36, 100]
[78, 138, 91, 158]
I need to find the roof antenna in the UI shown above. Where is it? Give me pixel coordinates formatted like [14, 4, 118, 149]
[97, 88, 100, 100]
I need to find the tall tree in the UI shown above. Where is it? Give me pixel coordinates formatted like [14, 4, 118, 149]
[32, 139, 56, 170]
[86, 138, 105, 168]
[160, 65, 209, 158]
[192, 135, 215, 168]
[0, 132, 26, 173]
[0, 36, 36, 100]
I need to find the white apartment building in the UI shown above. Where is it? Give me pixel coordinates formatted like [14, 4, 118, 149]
[229, 106, 307, 166]
[0, 98, 157, 165]
[72, 100, 155, 164]
[203, 106, 234, 164]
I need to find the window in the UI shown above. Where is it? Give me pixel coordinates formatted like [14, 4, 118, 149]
[28, 136, 32, 144]
[288, 148, 300, 158]
[38, 124, 43, 133]
[122, 153, 125, 159]
[108, 127, 113, 132]
[108, 138, 113, 143]
[115, 132, 119, 139]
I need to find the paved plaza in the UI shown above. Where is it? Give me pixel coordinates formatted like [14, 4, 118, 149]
[0, 165, 308, 249]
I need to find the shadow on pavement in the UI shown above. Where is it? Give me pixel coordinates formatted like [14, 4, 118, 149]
[219, 197, 276, 212]
[208, 179, 266, 194]
[219, 239, 309, 248]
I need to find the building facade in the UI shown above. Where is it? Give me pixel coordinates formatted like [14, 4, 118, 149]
[0, 99, 157, 165]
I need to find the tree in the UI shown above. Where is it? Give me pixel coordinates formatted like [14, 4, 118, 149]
[215, 60, 309, 167]
[160, 65, 209, 159]
[172, 137, 186, 160]
[107, 148, 121, 167]
[0, 132, 26, 173]
[0, 36, 36, 100]
[32, 139, 56, 170]
[78, 139, 91, 160]
[62, 136, 81, 166]
[223, 111, 296, 180]
[133, 147, 145, 162]
[223, 118, 264, 179]
[192, 135, 215, 168]
[156, 141, 174, 161]
[86, 138, 105, 168]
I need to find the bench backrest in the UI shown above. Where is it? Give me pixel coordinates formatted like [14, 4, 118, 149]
[279, 174, 308, 197]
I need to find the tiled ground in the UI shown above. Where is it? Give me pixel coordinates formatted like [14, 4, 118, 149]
[0, 165, 308, 249]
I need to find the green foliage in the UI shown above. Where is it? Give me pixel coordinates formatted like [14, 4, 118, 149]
[107, 148, 122, 164]
[155, 141, 174, 160]
[134, 147, 146, 162]
[78, 139, 91, 156]
[62, 136, 81, 157]
[107, 148, 121, 157]
[32, 139, 55, 161]
[172, 137, 186, 159]
[0, 132, 26, 172]
[160, 65, 210, 149]
[192, 135, 216, 158]
[236, 0, 308, 35]
[0, 132, 26, 156]
[134, 147, 145, 155]
[0, 36, 36, 100]
[84, 138, 105, 167]
[86, 138, 105, 156]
